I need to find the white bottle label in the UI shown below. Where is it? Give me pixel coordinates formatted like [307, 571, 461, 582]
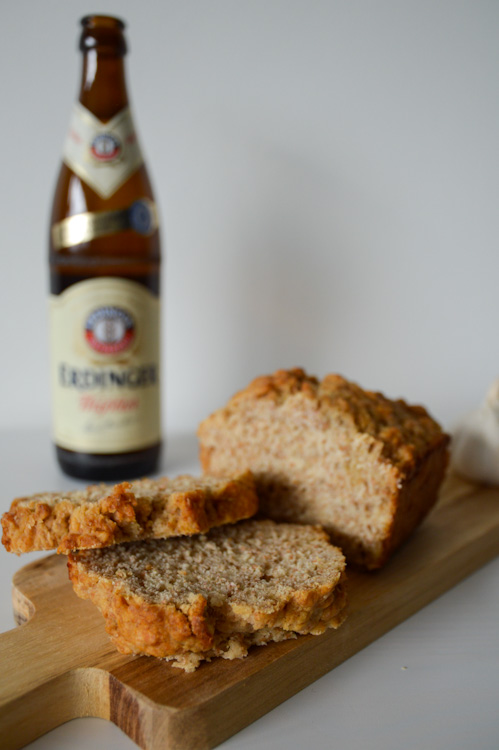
[62, 103, 144, 198]
[49, 278, 161, 454]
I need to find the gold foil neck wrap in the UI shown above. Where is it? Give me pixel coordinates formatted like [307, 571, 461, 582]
[51, 199, 158, 250]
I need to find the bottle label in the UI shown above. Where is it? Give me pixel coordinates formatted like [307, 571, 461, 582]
[62, 103, 144, 198]
[49, 277, 161, 454]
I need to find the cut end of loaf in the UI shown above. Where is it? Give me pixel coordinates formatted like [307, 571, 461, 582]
[198, 368, 450, 569]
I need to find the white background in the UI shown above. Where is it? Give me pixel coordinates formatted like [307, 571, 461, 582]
[1, 0, 498, 439]
[0, 2, 498, 750]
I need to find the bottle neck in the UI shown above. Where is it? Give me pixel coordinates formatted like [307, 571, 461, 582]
[79, 50, 129, 122]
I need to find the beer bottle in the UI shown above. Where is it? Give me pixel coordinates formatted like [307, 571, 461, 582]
[49, 15, 162, 480]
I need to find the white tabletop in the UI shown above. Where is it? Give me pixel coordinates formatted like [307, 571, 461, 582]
[1, 428, 498, 750]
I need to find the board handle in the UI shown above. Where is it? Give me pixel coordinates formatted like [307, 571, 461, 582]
[0, 589, 108, 749]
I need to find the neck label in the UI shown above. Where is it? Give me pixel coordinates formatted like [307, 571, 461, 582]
[63, 103, 144, 198]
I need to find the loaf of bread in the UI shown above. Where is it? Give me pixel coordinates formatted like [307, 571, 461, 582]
[1, 472, 258, 554]
[68, 519, 347, 671]
[198, 369, 450, 569]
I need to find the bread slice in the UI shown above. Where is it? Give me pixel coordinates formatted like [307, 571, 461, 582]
[68, 519, 347, 671]
[198, 369, 450, 570]
[1, 471, 258, 554]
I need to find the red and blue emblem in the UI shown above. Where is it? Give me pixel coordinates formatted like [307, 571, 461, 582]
[85, 306, 135, 354]
[90, 132, 122, 162]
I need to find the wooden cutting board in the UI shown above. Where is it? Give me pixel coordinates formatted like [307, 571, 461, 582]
[1, 473, 499, 750]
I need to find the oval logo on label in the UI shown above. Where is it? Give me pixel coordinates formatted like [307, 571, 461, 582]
[85, 307, 135, 354]
[90, 133, 122, 162]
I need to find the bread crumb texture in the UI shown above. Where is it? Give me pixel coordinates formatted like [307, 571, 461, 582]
[198, 369, 450, 569]
[1, 471, 258, 554]
[68, 519, 347, 671]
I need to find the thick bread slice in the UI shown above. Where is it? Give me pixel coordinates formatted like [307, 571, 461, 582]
[1, 472, 258, 554]
[67, 519, 347, 672]
[198, 369, 450, 570]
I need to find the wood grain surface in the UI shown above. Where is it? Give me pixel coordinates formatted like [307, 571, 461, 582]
[1, 473, 498, 750]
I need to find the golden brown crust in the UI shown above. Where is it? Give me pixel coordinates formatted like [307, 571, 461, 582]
[67, 559, 215, 656]
[68, 560, 347, 658]
[67, 520, 347, 667]
[378, 439, 449, 567]
[69, 559, 347, 661]
[221, 368, 448, 475]
[1, 471, 258, 554]
[198, 368, 450, 569]
[230, 368, 320, 404]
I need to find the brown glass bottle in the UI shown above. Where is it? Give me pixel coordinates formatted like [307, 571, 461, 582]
[49, 16, 162, 481]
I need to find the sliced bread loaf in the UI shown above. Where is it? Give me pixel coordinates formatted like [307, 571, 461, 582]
[198, 369, 450, 569]
[68, 519, 347, 671]
[1, 471, 258, 554]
